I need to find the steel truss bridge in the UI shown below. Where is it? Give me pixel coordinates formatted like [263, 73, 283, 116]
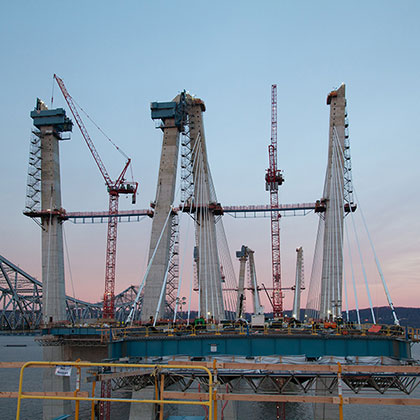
[0, 254, 140, 330]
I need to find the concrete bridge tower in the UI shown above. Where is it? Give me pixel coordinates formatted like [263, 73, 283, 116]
[30, 99, 73, 419]
[188, 98, 225, 321]
[140, 99, 183, 322]
[141, 93, 225, 322]
[30, 99, 72, 324]
[319, 84, 347, 320]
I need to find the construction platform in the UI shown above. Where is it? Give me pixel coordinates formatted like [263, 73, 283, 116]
[40, 323, 418, 361]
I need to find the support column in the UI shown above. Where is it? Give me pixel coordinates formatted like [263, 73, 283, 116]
[42, 346, 71, 418]
[189, 101, 225, 321]
[292, 247, 303, 320]
[319, 84, 346, 320]
[38, 126, 67, 323]
[314, 378, 339, 420]
[129, 387, 156, 420]
[30, 99, 73, 420]
[143, 94, 224, 322]
[141, 115, 180, 322]
[235, 246, 248, 319]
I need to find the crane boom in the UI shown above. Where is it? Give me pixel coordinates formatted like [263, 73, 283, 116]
[54, 74, 138, 322]
[54, 74, 113, 187]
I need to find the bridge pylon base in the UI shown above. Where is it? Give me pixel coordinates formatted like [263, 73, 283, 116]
[129, 386, 156, 420]
[42, 345, 71, 420]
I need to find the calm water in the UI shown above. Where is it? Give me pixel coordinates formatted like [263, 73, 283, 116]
[0, 336, 419, 419]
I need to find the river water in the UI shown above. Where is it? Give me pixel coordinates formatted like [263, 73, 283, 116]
[0, 336, 419, 419]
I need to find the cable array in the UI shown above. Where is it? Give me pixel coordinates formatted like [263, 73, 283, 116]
[306, 112, 398, 325]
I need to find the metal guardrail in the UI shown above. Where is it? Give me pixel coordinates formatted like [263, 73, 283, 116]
[97, 323, 419, 343]
[9, 359, 420, 420]
[15, 361, 214, 420]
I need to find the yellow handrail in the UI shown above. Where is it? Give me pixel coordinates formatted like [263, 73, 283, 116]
[15, 361, 213, 420]
[93, 321, 415, 341]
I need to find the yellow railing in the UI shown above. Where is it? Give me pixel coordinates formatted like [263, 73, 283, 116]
[15, 361, 214, 420]
[9, 359, 420, 419]
[97, 322, 412, 342]
[407, 327, 420, 342]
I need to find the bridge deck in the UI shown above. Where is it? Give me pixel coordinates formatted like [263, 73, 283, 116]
[40, 326, 413, 360]
[109, 332, 411, 360]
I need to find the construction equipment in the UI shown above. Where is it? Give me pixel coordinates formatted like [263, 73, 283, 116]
[54, 74, 138, 320]
[265, 84, 284, 317]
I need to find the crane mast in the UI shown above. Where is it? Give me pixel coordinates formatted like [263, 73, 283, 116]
[265, 84, 284, 317]
[54, 75, 138, 319]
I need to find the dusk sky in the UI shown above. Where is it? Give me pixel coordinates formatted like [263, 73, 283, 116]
[1, 1, 419, 312]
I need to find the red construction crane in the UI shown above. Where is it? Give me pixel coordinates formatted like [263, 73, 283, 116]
[265, 84, 284, 317]
[54, 74, 138, 319]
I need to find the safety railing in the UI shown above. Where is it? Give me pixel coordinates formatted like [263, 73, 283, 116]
[165, 360, 420, 420]
[15, 361, 213, 420]
[98, 322, 412, 342]
[7, 360, 420, 420]
[407, 326, 420, 342]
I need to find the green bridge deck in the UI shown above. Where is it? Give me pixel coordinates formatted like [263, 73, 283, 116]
[41, 326, 414, 360]
[109, 333, 412, 360]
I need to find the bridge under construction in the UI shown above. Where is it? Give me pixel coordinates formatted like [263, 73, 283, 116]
[0, 81, 417, 420]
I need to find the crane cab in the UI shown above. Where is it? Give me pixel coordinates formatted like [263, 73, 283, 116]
[112, 182, 139, 204]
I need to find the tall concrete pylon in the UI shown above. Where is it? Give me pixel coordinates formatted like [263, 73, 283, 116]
[319, 84, 346, 319]
[292, 247, 304, 321]
[188, 99, 224, 321]
[141, 93, 225, 322]
[140, 99, 183, 322]
[30, 99, 73, 419]
[235, 246, 248, 319]
[30, 99, 72, 324]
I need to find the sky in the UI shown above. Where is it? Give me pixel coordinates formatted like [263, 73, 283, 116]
[1, 1, 419, 312]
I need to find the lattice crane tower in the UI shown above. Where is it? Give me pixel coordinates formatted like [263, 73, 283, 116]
[265, 85, 284, 317]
